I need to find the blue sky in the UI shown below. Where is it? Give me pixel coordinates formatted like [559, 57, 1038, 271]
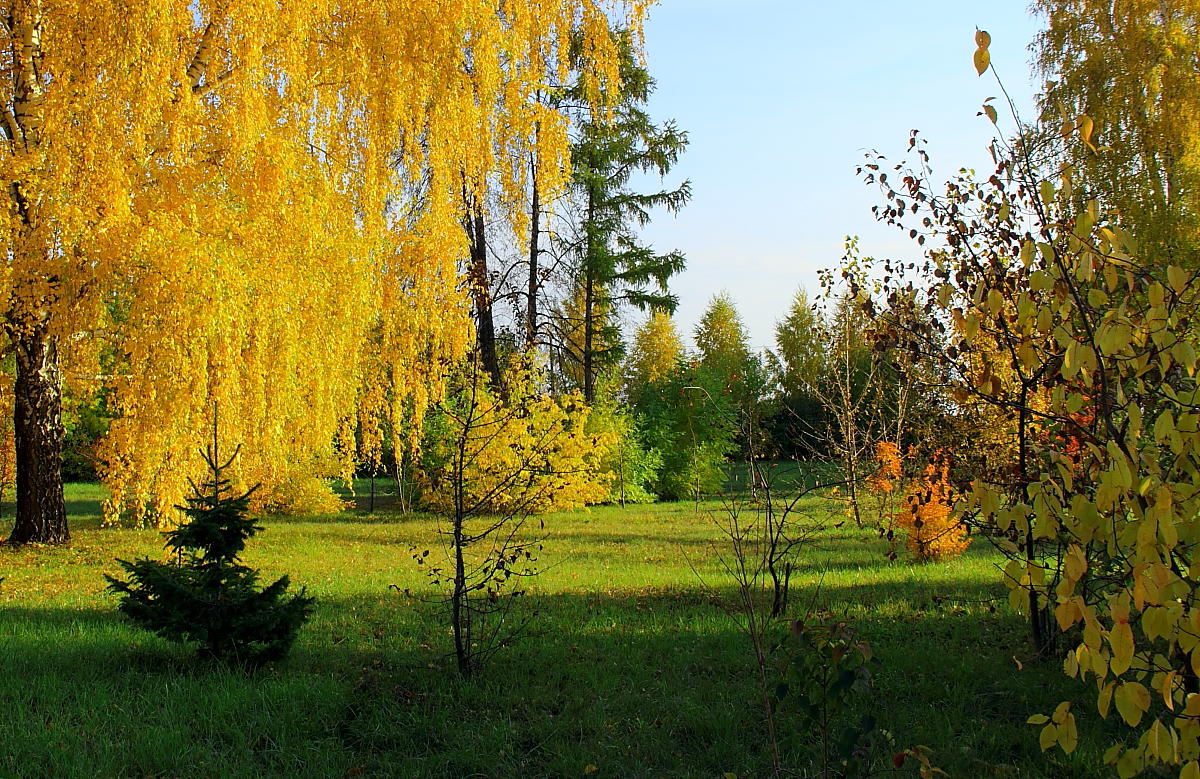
[630, 1, 1044, 350]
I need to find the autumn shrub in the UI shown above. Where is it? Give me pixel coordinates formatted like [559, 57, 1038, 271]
[866, 441, 902, 494]
[894, 452, 967, 562]
[859, 440, 905, 532]
[258, 472, 349, 516]
[420, 363, 614, 515]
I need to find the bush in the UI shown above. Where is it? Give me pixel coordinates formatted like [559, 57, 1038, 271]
[105, 443, 314, 663]
[420, 362, 614, 515]
[258, 471, 348, 516]
[589, 398, 660, 505]
[634, 360, 737, 501]
[894, 451, 968, 562]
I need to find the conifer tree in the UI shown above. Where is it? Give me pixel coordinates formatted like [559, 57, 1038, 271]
[106, 434, 314, 664]
[560, 31, 690, 402]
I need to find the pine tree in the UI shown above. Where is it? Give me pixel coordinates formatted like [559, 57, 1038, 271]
[105, 434, 314, 664]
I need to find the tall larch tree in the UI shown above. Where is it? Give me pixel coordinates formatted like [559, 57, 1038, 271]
[694, 292, 753, 395]
[1, 1, 644, 544]
[774, 288, 826, 398]
[561, 30, 690, 403]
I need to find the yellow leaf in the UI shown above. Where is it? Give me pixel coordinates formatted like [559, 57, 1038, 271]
[975, 29, 992, 47]
[1039, 723, 1058, 751]
[1169, 265, 1188, 294]
[1109, 622, 1135, 675]
[1114, 681, 1150, 727]
[1163, 671, 1177, 711]
[1078, 114, 1095, 148]
[973, 46, 991, 76]
[1098, 681, 1114, 718]
[1058, 713, 1078, 754]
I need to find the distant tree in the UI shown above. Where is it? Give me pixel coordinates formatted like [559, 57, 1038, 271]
[770, 289, 829, 458]
[694, 292, 754, 395]
[775, 289, 826, 398]
[626, 310, 684, 398]
[693, 292, 777, 470]
[636, 360, 737, 501]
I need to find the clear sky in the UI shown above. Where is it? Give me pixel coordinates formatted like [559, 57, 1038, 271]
[629, 1, 1045, 350]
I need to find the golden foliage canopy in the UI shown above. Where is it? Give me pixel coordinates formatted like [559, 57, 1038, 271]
[0, 0, 646, 523]
[628, 310, 683, 388]
[1036, 0, 1200, 257]
[420, 362, 614, 516]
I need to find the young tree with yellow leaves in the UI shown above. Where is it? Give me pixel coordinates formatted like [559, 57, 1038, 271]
[0, 1, 645, 544]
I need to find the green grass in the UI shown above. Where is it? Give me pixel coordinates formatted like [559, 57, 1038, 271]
[0, 481, 1114, 777]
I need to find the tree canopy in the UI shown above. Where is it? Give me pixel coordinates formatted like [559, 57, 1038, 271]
[1, 0, 643, 540]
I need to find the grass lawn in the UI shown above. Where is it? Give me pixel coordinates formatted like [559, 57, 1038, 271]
[0, 479, 1116, 777]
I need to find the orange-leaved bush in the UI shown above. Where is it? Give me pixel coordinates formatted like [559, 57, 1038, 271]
[867, 441, 902, 494]
[895, 452, 968, 562]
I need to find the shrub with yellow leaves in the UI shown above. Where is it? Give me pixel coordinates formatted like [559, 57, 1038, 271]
[420, 361, 613, 516]
[257, 472, 349, 517]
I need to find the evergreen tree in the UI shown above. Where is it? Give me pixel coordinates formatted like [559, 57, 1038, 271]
[561, 31, 690, 402]
[106, 436, 314, 664]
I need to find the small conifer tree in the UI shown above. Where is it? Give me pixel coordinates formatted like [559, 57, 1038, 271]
[106, 431, 314, 663]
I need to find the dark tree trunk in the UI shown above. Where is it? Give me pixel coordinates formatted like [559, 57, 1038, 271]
[582, 191, 596, 404]
[467, 206, 503, 393]
[526, 161, 541, 351]
[8, 323, 68, 545]
[583, 267, 595, 404]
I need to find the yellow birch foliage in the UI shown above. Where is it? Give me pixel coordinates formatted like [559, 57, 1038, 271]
[0, 1, 645, 524]
[1036, 0, 1200, 256]
[421, 363, 614, 516]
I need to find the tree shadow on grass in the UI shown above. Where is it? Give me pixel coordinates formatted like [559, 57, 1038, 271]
[1, 575, 1108, 779]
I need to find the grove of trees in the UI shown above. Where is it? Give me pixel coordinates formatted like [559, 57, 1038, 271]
[11, 2, 1200, 776]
